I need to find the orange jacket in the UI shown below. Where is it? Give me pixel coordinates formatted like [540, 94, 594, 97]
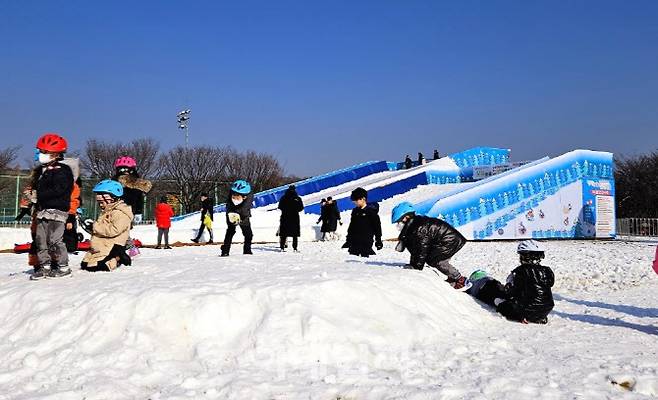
[69, 182, 81, 215]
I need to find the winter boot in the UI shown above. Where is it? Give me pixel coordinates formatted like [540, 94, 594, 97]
[448, 276, 471, 291]
[48, 266, 72, 278]
[30, 266, 48, 281]
[220, 244, 230, 257]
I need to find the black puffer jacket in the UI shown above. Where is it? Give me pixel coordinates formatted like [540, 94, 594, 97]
[36, 162, 74, 212]
[226, 193, 253, 225]
[505, 264, 555, 321]
[398, 215, 466, 270]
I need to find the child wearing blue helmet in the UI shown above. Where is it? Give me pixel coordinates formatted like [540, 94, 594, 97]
[392, 201, 469, 290]
[80, 179, 133, 272]
[220, 180, 254, 256]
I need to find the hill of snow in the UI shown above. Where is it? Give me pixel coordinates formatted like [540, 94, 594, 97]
[0, 239, 657, 399]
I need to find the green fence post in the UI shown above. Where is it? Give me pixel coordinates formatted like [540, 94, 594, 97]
[14, 175, 20, 220]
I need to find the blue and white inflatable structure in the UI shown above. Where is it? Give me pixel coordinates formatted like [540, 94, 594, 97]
[416, 150, 615, 240]
[172, 147, 616, 240]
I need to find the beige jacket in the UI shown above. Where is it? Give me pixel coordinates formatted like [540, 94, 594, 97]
[82, 200, 133, 268]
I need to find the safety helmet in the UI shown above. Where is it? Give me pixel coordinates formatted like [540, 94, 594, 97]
[517, 239, 545, 254]
[114, 156, 137, 168]
[391, 201, 416, 223]
[468, 269, 488, 282]
[231, 180, 251, 195]
[350, 187, 368, 201]
[93, 179, 124, 197]
[36, 133, 68, 153]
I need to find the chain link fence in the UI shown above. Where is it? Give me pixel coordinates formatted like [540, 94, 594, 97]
[616, 218, 658, 237]
[0, 174, 230, 227]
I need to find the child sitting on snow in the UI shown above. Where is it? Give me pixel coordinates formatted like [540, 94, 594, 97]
[342, 187, 382, 257]
[496, 240, 555, 324]
[81, 180, 133, 272]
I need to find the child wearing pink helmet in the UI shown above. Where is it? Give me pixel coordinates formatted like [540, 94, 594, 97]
[112, 156, 152, 223]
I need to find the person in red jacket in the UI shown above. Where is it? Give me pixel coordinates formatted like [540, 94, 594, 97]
[154, 196, 174, 249]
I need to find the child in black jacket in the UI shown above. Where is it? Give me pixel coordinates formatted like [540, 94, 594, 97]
[32, 133, 74, 279]
[192, 193, 214, 243]
[342, 187, 382, 257]
[220, 180, 254, 256]
[497, 240, 555, 324]
[392, 201, 468, 290]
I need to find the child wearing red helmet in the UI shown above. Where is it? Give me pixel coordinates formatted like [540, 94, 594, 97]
[31, 133, 74, 279]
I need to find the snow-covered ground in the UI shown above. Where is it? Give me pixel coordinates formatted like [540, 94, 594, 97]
[0, 239, 657, 399]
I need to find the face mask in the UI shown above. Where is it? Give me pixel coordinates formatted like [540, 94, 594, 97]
[232, 198, 243, 206]
[38, 153, 53, 165]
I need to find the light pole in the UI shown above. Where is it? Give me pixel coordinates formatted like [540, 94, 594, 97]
[177, 109, 191, 146]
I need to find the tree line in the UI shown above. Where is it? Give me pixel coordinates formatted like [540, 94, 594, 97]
[81, 138, 298, 213]
[0, 139, 299, 214]
[614, 151, 658, 218]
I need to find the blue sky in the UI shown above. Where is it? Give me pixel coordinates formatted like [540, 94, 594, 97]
[2, 1, 657, 175]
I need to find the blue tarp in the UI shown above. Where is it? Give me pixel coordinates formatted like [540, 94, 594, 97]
[304, 172, 429, 214]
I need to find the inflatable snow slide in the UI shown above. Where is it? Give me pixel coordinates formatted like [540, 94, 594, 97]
[159, 147, 615, 245]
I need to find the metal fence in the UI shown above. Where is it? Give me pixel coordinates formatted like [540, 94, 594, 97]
[0, 174, 192, 227]
[616, 218, 658, 237]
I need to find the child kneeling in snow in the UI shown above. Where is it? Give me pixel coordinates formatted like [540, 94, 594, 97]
[487, 240, 555, 324]
[81, 180, 133, 272]
[391, 201, 468, 290]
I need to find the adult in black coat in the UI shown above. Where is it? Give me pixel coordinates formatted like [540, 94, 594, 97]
[318, 197, 341, 238]
[343, 188, 382, 257]
[278, 185, 304, 251]
[395, 211, 468, 289]
[404, 155, 413, 169]
[325, 197, 341, 233]
[192, 194, 214, 243]
[496, 240, 554, 323]
[317, 199, 327, 239]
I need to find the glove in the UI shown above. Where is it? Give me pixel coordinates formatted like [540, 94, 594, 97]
[228, 212, 241, 225]
[339, 221, 343, 226]
[375, 240, 383, 250]
[316, 219, 321, 224]
[82, 219, 94, 232]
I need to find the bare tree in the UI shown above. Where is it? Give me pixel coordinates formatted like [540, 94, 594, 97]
[615, 151, 658, 218]
[223, 149, 286, 194]
[239, 151, 285, 193]
[0, 146, 20, 172]
[81, 138, 161, 178]
[159, 145, 232, 213]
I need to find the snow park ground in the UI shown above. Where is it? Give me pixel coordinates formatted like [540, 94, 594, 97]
[0, 234, 657, 399]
